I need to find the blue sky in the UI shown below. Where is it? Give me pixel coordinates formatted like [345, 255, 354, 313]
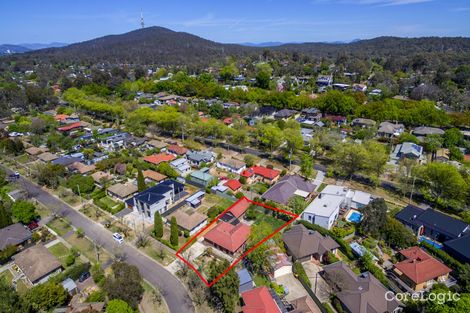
[1, 0, 470, 44]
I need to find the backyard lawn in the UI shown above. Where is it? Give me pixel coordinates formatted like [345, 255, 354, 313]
[47, 218, 73, 237]
[47, 242, 71, 267]
[251, 182, 270, 195]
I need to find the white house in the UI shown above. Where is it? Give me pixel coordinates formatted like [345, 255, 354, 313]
[170, 158, 192, 177]
[302, 185, 372, 229]
[302, 193, 343, 230]
[216, 157, 246, 174]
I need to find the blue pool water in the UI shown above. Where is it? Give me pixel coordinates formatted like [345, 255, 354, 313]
[347, 211, 363, 223]
[419, 236, 443, 249]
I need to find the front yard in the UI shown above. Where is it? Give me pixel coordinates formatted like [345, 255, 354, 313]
[47, 218, 73, 237]
[47, 242, 72, 267]
[66, 233, 111, 264]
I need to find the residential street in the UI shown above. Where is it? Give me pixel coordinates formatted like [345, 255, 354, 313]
[2, 166, 195, 313]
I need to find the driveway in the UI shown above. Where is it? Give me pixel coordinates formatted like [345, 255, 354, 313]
[2, 166, 194, 313]
[302, 261, 331, 302]
[275, 273, 307, 302]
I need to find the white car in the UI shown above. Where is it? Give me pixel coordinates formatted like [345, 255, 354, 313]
[112, 233, 124, 244]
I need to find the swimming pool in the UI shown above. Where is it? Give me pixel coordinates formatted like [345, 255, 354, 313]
[419, 236, 443, 249]
[346, 210, 363, 223]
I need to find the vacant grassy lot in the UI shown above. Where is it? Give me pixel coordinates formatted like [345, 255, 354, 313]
[66, 233, 111, 264]
[47, 218, 73, 237]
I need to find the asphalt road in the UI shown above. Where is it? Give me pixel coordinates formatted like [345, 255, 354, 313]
[3, 166, 195, 313]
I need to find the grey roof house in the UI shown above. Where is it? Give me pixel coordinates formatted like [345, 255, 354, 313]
[351, 118, 376, 128]
[262, 174, 316, 205]
[412, 126, 445, 137]
[0, 223, 32, 251]
[377, 122, 404, 138]
[395, 205, 470, 242]
[186, 150, 214, 167]
[282, 224, 339, 262]
[13, 245, 62, 285]
[322, 261, 402, 313]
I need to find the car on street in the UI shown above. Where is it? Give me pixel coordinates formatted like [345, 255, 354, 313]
[112, 232, 124, 244]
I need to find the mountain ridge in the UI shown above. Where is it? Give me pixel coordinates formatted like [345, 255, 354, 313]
[4, 26, 470, 66]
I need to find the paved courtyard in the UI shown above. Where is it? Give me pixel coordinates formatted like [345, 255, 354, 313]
[275, 273, 307, 302]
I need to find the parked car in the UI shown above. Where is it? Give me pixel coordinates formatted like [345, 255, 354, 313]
[79, 271, 91, 282]
[112, 233, 124, 244]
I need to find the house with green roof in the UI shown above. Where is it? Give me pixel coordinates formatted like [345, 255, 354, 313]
[187, 167, 215, 188]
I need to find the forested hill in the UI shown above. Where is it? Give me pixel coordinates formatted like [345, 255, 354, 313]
[7, 27, 257, 67]
[275, 36, 470, 64]
[4, 26, 470, 67]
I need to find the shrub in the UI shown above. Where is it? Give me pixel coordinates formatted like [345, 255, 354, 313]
[86, 290, 105, 302]
[293, 261, 311, 288]
[0, 245, 17, 264]
[65, 254, 76, 267]
[91, 263, 105, 284]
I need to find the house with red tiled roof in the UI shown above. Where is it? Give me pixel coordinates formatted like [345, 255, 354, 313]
[241, 166, 281, 185]
[57, 122, 82, 133]
[143, 153, 176, 165]
[204, 221, 251, 255]
[224, 179, 242, 192]
[393, 246, 452, 291]
[167, 144, 188, 156]
[241, 286, 283, 313]
[227, 197, 251, 219]
[54, 114, 69, 122]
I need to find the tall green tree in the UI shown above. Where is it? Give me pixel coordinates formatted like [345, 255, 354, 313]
[0, 278, 25, 313]
[300, 154, 314, 178]
[103, 262, 144, 309]
[137, 169, 146, 192]
[0, 204, 12, 228]
[359, 198, 388, 238]
[208, 259, 240, 313]
[11, 200, 38, 224]
[23, 281, 68, 312]
[170, 216, 178, 247]
[332, 142, 368, 179]
[154, 212, 163, 239]
[256, 123, 283, 152]
[418, 162, 468, 207]
[255, 63, 273, 89]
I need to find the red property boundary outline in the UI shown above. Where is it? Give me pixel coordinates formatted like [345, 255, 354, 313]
[175, 196, 299, 287]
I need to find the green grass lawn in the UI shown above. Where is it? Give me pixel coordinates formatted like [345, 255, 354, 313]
[253, 274, 270, 287]
[251, 182, 270, 195]
[35, 202, 52, 219]
[47, 218, 73, 237]
[15, 279, 29, 295]
[0, 270, 13, 284]
[47, 242, 71, 267]
[66, 233, 111, 264]
[140, 245, 176, 267]
[99, 196, 118, 208]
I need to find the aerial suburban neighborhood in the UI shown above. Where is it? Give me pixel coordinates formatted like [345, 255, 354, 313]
[1, 1, 470, 313]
